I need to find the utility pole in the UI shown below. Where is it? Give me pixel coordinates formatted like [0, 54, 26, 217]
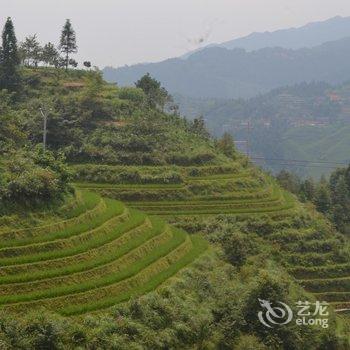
[40, 107, 48, 152]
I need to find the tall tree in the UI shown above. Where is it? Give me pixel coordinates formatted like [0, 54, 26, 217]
[59, 19, 77, 70]
[41, 42, 59, 67]
[19, 35, 41, 67]
[0, 17, 20, 91]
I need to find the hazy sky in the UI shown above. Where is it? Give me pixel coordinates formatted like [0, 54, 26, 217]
[2, 0, 350, 68]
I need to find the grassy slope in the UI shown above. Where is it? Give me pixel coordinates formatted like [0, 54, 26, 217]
[0, 189, 208, 316]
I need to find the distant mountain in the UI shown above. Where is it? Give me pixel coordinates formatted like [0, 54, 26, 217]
[181, 16, 350, 58]
[104, 37, 350, 98]
[219, 16, 350, 51]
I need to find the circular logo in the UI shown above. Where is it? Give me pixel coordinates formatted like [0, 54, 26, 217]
[258, 298, 293, 328]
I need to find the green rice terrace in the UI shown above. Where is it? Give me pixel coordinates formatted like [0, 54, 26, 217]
[74, 161, 350, 319]
[0, 190, 207, 316]
[0, 64, 349, 346]
[73, 162, 295, 217]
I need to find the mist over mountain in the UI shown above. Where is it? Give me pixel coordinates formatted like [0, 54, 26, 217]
[218, 15, 350, 51]
[180, 15, 350, 58]
[104, 36, 350, 98]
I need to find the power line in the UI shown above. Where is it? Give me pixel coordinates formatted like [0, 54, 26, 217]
[251, 157, 348, 166]
[255, 162, 342, 169]
[233, 121, 349, 169]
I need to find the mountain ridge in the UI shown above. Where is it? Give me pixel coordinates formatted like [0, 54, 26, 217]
[104, 36, 350, 99]
[219, 15, 350, 51]
[180, 15, 350, 59]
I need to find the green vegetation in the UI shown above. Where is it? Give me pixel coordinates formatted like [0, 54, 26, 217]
[0, 148, 72, 208]
[135, 72, 172, 109]
[277, 167, 350, 235]
[0, 17, 21, 91]
[0, 191, 104, 245]
[59, 19, 77, 70]
[175, 81, 350, 178]
[0, 19, 348, 348]
[0, 66, 226, 167]
[72, 158, 350, 348]
[74, 164, 295, 217]
[70, 156, 348, 341]
[0, 252, 335, 349]
[0, 190, 207, 320]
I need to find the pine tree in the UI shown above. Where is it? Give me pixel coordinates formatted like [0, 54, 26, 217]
[0, 17, 20, 91]
[59, 19, 77, 70]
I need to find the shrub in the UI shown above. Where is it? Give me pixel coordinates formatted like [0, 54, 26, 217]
[221, 231, 258, 268]
[73, 164, 184, 184]
[118, 87, 146, 106]
[235, 335, 267, 350]
[216, 132, 236, 158]
[241, 272, 333, 350]
[167, 152, 216, 166]
[0, 148, 72, 205]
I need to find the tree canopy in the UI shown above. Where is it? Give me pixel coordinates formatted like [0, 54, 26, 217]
[59, 19, 77, 70]
[0, 17, 20, 91]
[135, 73, 172, 110]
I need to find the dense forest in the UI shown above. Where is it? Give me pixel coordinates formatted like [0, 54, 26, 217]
[277, 167, 350, 235]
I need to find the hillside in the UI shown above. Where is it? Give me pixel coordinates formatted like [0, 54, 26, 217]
[103, 37, 350, 99]
[73, 160, 350, 313]
[0, 68, 349, 348]
[0, 190, 207, 316]
[1, 153, 349, 346]
[3, 68, 225, 167]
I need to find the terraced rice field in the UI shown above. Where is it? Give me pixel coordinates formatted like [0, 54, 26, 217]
[74, 164, 350, 316]
[75, 166, 296, 217]
[0, 191, 207, 316]
[267, 220, 350, 314]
